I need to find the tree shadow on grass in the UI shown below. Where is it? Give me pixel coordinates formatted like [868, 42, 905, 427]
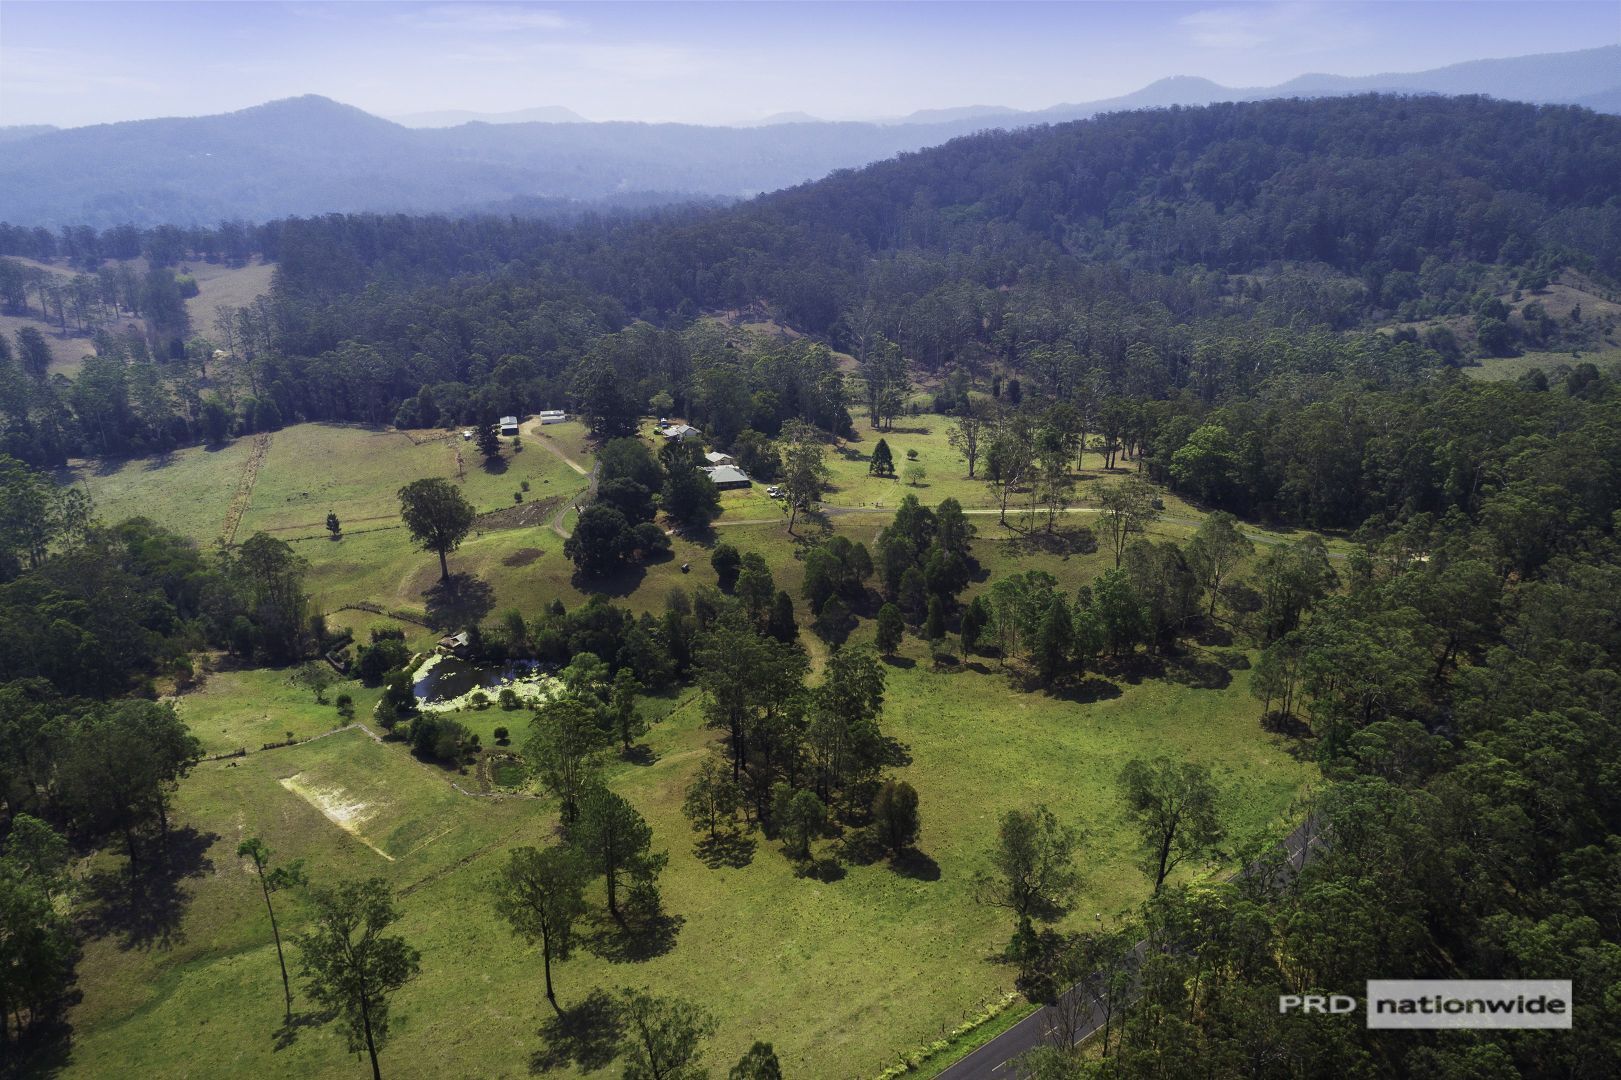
[695, 830, 756, 869]
[1262, 710, 1314, 740]
[1164, 655, 1232, 691]
[837, 828, 883, 867]
[81, 826, 217, 951]
[5, 1012, 76, 1078]
[1052, 677, 1123, 704]
[529, 989, 624, 1074]
[272, 1006, 337, 1051]
[423, 572, 496, 631]
[584, 911, 684, 964]
[671, 520, 717, 547]
[792, 855, 847, 882]
[892, 849, 942, 881]
[568, 564, 647, 599]
[1107, 653, 1166, 686]
[881, 655, 916, 670]
[620, 744, 658, 766]
[788, 506, 832, 536]
[480, 457, 509, 475]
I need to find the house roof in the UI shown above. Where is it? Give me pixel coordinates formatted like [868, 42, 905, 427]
[499, 415, 518, 426]
[663, 424, 699, 438]
[704, 451, 733, 464]
[704, 465, 751, 485]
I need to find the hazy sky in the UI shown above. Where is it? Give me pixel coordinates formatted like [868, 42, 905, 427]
[2, 1, 1617, 127]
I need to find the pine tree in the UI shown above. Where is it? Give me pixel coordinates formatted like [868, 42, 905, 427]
[1034, 596, 1075, 686]
[872, 779, 921, 856]
[477, 421, 501, 460]
[869, 437, 895, 477]
[573, 782, 662, 922]
[961, 595, 989, 658]
[875, 603, 904, 655]
[924, 596, 946, 642]
[490, 845, 588, 1015]
[766, 591, 798, 644]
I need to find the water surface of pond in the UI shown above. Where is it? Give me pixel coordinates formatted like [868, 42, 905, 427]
[413, 656, 542, 704]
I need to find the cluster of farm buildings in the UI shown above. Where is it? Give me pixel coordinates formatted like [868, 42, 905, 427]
[659, 419, 752, 489]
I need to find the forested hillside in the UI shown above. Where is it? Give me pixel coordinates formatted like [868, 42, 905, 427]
[4, 91, 1621, 1080]
[4, 96, 1619, 529]
[1, 45, 1616, 229]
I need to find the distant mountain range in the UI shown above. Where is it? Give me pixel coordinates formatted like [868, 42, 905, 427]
[388, 105, 588, 127]
[1, 45, 1616, 228]
[0, 124, 58, 144]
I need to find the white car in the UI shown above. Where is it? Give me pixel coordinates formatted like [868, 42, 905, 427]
[767, 486, 781, 498]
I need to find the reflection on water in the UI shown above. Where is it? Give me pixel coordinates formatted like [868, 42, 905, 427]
[413, 656, 541, 703]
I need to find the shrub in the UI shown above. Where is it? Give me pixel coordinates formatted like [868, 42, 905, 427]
[498, 687, 520, 710]
[469, 690, 491, 710]
[711, 543, 742, 589]
[493, 725, 510, 744]
[410, 714, 471, 762]
[356, 637, 411, 685]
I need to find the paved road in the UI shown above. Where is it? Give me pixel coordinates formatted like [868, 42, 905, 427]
[936, 819, 1325, 1080]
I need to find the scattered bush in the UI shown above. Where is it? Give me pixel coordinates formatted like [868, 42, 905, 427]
[409, 714, 472, 762]
[356, 636, 411, 685]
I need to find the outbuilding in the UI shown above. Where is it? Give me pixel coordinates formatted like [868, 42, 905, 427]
[499, 415, 520, 436]
[662, 423, 700, 442]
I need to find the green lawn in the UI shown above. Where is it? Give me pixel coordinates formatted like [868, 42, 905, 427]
[64, 612, 1312, 1079]
[60, 421, 592, 549]
[239, 423, 585, 539]
[824, 414, 999, 509]
[174, 666, 378, 756]
[61, 439, 256, 544]
[58, 419, 1323, 1079]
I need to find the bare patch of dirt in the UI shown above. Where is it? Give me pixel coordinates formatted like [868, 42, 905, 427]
[278, 774, 394, 861]
[502, 547, 545, 567]
[477, 494, 565, 530]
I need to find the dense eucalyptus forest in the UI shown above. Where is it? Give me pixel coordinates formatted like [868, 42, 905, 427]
[2, 92, 1621, 1077]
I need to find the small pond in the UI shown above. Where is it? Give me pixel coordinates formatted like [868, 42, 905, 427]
[412, 655, 546, 706]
